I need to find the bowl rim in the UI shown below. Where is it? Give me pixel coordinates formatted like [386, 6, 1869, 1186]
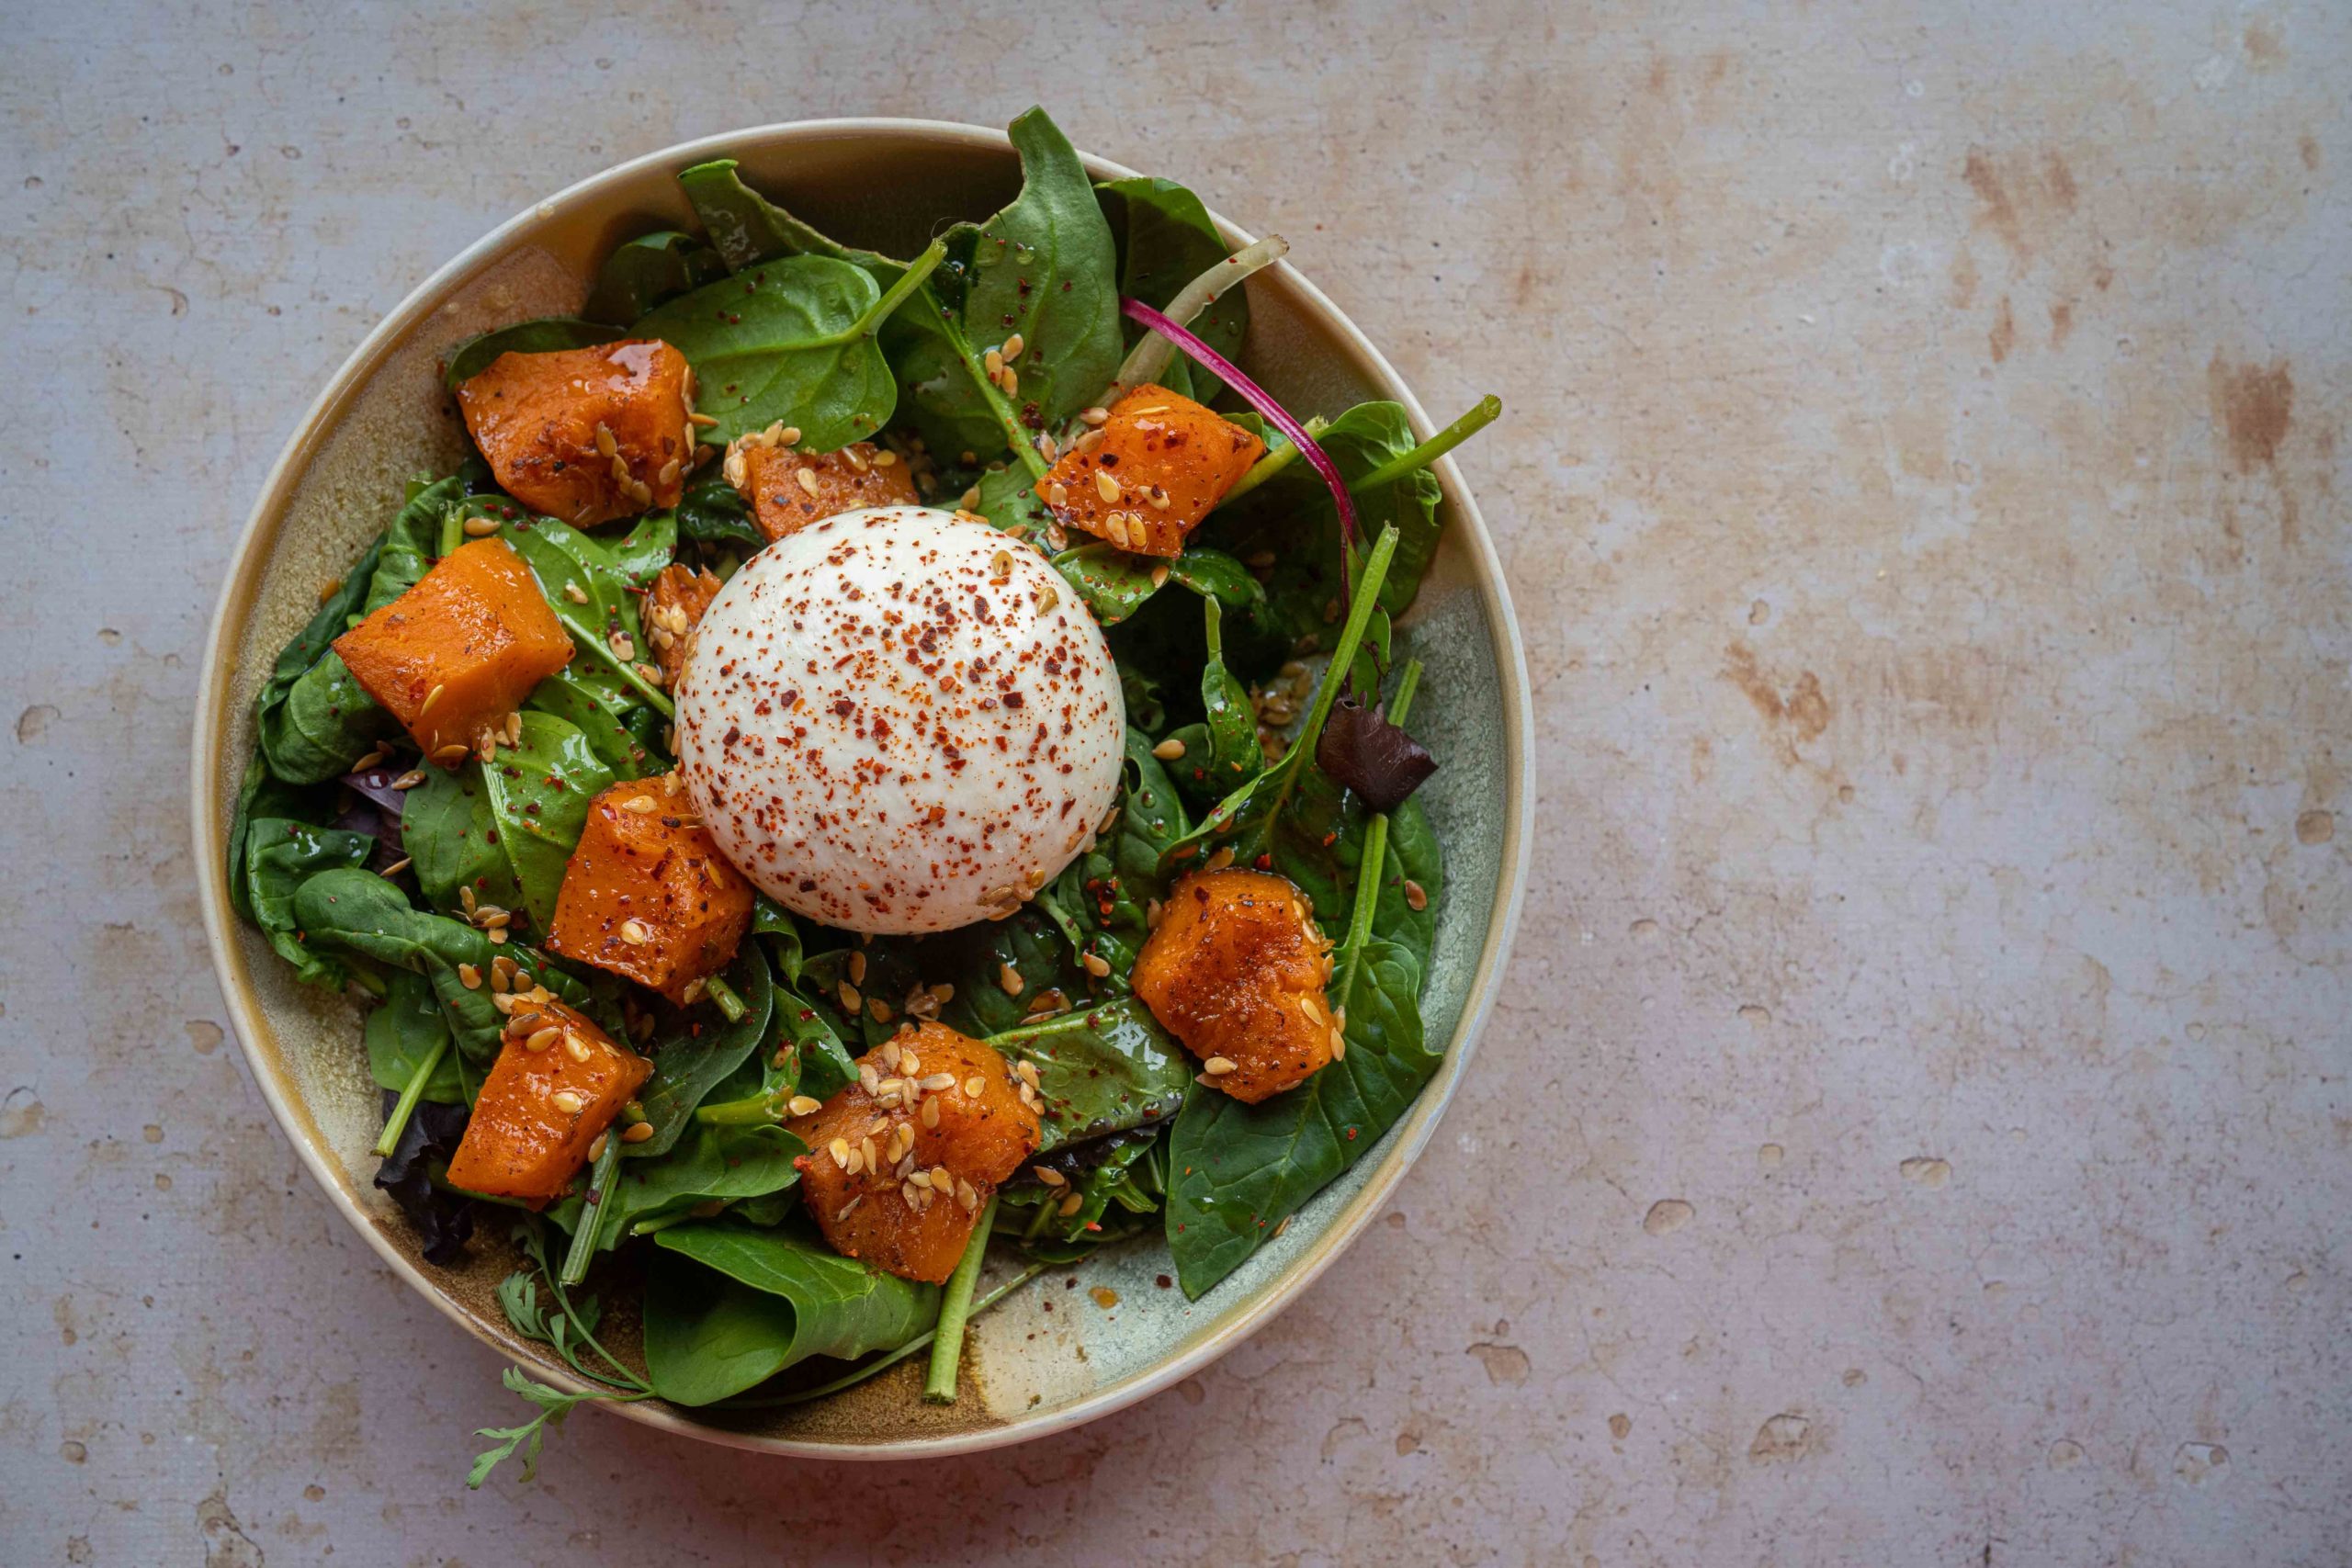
[192, 114, 1533, 1460]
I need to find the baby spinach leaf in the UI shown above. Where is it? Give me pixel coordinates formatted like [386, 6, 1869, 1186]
[643, 1222, 939, 1405]
[774, 979, 856, 1102]
[634, 254, 903, 450]
[401, 766, 524, 919]
[629, 945, 775, 1157]
[367, 969, 465, 1101]
[550, 1122, 804, 1249]
[583, 231, 727, 326]
[957, 107, 1124, 434]
[673, 468, 764, 551]
[987, 998, 1191, 1152]
[254, 535, 392, 785]
[292, 868, 586, 1066]
[1041, 728, 1188, 980]
[1197, 597, 1263, 790]
[1049, 543, 1163, 626]
[228, 755, 335, 920]
[477, 712, 616, 931]
[502, 516, 669, 716]
[443, 318, 623, 391]
[243, 818, 378, 988]
[523, 666, 659, 779]
[929, 908, 1083, 1038]
[367, 474, 468, 613]
[1001, 1128, 1165, 1258]
[675, 160, 904, 280]
[1096, 176, 1246, 401]
[1163, 935, 1434, 1297]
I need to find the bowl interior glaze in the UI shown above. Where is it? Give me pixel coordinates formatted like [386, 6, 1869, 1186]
[194, 118, 1531, 1458]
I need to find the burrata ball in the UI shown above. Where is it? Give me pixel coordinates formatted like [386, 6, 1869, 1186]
[673, 505, 1125, 934]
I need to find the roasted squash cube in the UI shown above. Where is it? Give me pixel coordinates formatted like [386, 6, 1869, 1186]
[644, 563, 721, 687]
[1035, 383, 1264, 558]
[788, 1022, 1042, 1283]
[544, 772, 752, 1004]
[1133, 867, 1340, 1103]
[332, 537, 574, 769]
[445, 994, 651, 1204]
[724, 434, 918, 542]
[457, 340, 694, 525]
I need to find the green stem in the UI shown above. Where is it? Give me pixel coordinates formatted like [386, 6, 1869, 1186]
[373, 1035, 449, 1157]
[1348, 395, 1502, 494]
[559, 1133, 624, 1288]
[1218, 415, 1327, 506]
[438, 506, 465, 558]
[718, 1261, 1046, 1409]
[694, 1090, 782, 1127]
[813, 240, 945, 346]
[1295, 526, 1399, 755]
[629, 1209, 700, 1238]
[1389, 658, 1423, 726]
[1334, 658, 1423, 1010]
[924, 1195, 999, 1403]
[573, 631, 674, 718]
[701, 973, 746, 1023]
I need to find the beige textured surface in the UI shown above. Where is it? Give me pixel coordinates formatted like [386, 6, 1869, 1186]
[4, 0, 2346, 1562]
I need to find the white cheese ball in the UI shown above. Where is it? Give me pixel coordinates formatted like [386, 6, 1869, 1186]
[673, 504, 1125, 934]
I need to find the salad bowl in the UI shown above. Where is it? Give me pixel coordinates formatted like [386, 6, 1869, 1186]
[193, 117, 1532, 1458]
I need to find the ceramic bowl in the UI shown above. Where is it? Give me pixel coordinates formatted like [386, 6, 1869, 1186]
[192, 118, 1532, 1457]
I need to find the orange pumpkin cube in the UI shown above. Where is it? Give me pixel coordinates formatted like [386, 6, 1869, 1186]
[544, 771, 752, 1004]
[788, 1023, 1042, 1283]
[332, 537, 574, 768]
[1132, 868, 1340, 1104]
[1035, 383, 1264, 558]
[445, 993, 651, 1204]
[644, 563, 721, 687]
[457, 340, 694, 525]
[726, 434, 917, 542]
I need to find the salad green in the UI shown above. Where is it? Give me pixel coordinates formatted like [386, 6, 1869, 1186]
[225, 105, 1495, 1486]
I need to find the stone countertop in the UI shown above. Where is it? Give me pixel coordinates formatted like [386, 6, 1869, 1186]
[4, 1, 2346, 1562]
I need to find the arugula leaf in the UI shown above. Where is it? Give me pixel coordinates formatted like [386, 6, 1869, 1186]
[582, 231, 727, 326]
[628, 944, 775, 1156]
[634, 253, 920, 450]
[643, 1223, 940, 1404]
[241, 818, 377, 988]
[443, 318, 624, 391]
[366, 969, 464, 1101]
[1096, 176, 1246, 401]
[986, 998, 1191, 1153]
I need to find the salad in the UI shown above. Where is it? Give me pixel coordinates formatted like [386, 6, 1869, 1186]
[226, 107, 1498, 1483]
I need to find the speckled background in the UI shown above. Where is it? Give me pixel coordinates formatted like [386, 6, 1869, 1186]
[6, 1, 2348, 1562]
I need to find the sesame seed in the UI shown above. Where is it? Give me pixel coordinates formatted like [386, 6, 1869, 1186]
[1152, 737, 1187, 761]
[1204, 1056, 1238, 1076]
[551, 1089, 585, 1114]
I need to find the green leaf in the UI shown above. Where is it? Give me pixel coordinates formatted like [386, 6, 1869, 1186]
[228, 754, 334, 922]
[676, 160, 905, 280]
[1197, 597, 1264, 789]
[549, 1122, 805, 1248]
[928, 908, 1083, 1038]
[366, 969, 465, 1101]
[629, 945, 775, 1156]
[583, 231, 727, 326]
[254, 525, 392, 784]
[1000, 1129, 1165, 1258]
[1164, 936, 1435, 1297]
[673, 468, 765, 551]
[1096, 176, 1246, 401]
[523, 665, 661, 779]
[986, 998, 1191, 1153]
[443, 318, 624, 391]
[242, 818, 377, 987]
[366, 474, 467, 613]
[643, 1223, 939, 1405]
[956, 107, 1124, 433]
[292, 868, 587, 1066]
[500, 516, 671, 716]
[401, 765, 524, 920]
[634, 255, 899, 450]
[476, 711, 617, 931]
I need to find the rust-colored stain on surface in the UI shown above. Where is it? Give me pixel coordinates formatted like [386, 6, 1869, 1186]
[2210, 355, 2296, 473]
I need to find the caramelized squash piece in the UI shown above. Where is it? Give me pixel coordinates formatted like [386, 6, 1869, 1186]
[644, 563, 721, 687]
[457, 340, 694, 525]
[545, 772, 752, 1004]
[1132, 867, 1340, 1103]
[445, 992, 650, 1204]
[332, 537, 574, 768]
[725, 432, 917, 542]
[1035, 383, 1264, 558]
[788, 1023, 1042, 1283]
